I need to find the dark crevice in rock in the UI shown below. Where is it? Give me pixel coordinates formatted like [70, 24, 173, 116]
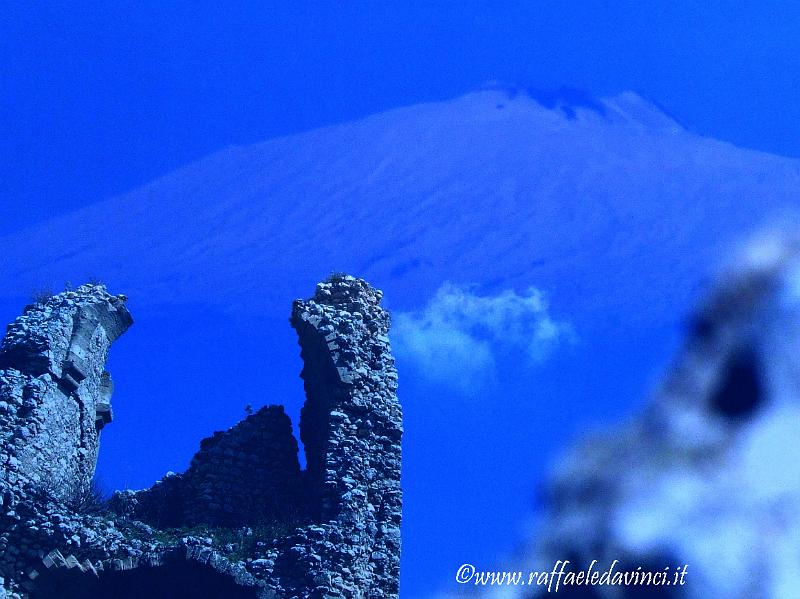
[295, 317, 340, 521]
[709, 347, 764, 419]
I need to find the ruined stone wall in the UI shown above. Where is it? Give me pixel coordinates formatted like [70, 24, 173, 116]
[114, 406, 302, 529]
[184, 405, 303, 528]
[280, 276, 403, 595]
[0, 276, 402, 599]
[0, 286, 132, 505]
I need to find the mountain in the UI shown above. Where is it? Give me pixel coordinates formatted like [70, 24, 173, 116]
[2, 88, 800, 597]
[4, 88, 798, 320]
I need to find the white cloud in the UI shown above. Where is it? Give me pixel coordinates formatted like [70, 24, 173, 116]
[391, 283, 572, 393]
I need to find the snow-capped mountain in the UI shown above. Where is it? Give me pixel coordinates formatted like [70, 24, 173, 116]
[3, 88, 798, 322]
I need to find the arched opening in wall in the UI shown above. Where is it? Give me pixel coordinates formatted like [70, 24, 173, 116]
[30, 560, 258, 599]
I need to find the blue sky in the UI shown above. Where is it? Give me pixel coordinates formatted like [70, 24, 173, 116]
[4, 1, 800, 235]
[4, 3, 800, 597]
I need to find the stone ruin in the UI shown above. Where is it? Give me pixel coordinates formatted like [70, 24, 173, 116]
[0, 276, 402, 598]
[497, 231, 800, 598]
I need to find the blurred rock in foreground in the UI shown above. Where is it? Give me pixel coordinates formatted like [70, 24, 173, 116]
[518, 231, 800, 599]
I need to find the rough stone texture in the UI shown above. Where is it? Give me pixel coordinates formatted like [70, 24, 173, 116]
[286, 276, 402, 597]
[501, 231, 800, 598]
[0, 276, 402, 599]
[111, 406, 303, 529]
[0, 286, 132, 505]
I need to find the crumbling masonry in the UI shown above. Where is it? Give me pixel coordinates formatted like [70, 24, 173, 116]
[0, 276, 402, 598]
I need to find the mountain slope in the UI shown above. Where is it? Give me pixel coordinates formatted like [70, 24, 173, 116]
[3, 88, 798, 325]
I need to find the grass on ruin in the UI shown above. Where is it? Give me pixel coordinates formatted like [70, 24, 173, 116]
[146, 514, 311, 560]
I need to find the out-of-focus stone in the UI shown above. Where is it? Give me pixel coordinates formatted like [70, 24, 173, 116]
[508, 232, 800, 598]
